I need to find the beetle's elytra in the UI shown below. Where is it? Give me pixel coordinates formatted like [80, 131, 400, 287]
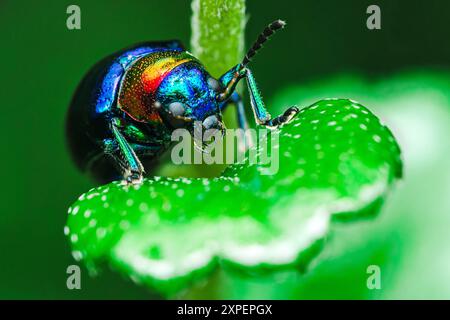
[66, 20, 299, 184]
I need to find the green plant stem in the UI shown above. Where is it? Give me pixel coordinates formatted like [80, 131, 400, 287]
[191, 0, 246, 77]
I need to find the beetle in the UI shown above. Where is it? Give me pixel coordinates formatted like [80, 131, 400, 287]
[66, 20, 299, 184]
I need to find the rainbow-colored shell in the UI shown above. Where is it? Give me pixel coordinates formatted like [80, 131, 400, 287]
[66, 41, 220, 181]
[118, 51, 196, 122]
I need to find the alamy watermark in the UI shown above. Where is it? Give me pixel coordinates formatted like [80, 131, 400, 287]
[366, 5, 381, 30]
[66, 5, 81, 30]
[66, 265, 81, 290]
[366, 265, 381, 290]
[170, 123, 280, 175]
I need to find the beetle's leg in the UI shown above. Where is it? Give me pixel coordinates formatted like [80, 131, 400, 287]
[217, 20, 298, 128]
[218, 66, 299, 128]
[109, 117, 144, 184]
[217, 64, 246, 102]
[102, 138, 132, 177]
[229, 92, 250, 132]
[243, 67, 300, 128]
[221, 92, 255, 151]
[217, 64, 271, 125]
[262, 105, 300, 128]
[242, 67, 272, 125]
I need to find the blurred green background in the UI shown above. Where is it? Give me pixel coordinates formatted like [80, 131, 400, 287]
[0, 0, 449, 299]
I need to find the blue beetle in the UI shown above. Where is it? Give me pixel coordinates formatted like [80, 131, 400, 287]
[66, 20, 298, 184]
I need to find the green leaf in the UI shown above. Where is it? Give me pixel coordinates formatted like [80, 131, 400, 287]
[66, 99, 402, 295]
[253, 71, 450, 300]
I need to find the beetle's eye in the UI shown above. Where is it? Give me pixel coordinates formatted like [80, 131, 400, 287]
[207, 77, 221, 92]
[168, 102, 186, 117]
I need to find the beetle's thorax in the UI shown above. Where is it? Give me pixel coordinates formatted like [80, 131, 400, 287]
[155, 62, 221, 122]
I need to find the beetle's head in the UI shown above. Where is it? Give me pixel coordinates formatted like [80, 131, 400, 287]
[156, 62, 225, 137]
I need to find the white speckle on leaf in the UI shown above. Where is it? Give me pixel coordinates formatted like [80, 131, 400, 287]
[70, 234, 78, 243]
[96, 228, 107, 239]
[139, 202, 148, 212]
[87, 192, 99, 200]
[328, 121, 337, 126]
[72, 250, 83, 261]
[84, 210, 91, 218]
[120, 220, 130, 230]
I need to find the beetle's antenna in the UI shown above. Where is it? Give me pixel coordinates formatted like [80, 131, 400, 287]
[242, 19, 286, 67]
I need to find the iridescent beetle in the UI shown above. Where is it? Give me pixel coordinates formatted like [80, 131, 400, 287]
[66, 20, 298, 184]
